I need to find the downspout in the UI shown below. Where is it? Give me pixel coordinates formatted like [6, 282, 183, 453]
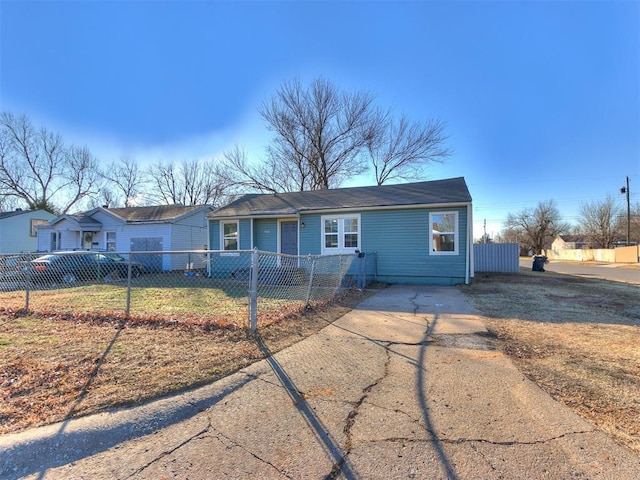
[466, 203, 473, 284]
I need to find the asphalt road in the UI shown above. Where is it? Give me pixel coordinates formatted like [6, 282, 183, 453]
[519, 258, 640, 285]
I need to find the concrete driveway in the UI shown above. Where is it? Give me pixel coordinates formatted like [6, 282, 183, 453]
[2, 285, 639, 479]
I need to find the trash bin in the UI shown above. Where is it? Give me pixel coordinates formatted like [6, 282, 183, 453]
[532, 255, 548, 272]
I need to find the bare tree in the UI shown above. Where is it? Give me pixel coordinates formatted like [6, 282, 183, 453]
[223, 77, 449, 193]
[366, 114, 451, 185]
[0, 195, 20, 212]
[578, 196, 624, 248]
[504, 200, 570, 254]
[60, 145, 101, 213]
[219, 145, 305, 193]
[100, 156, 145, 207]
[146, 158, 230, 206]
[258, 77, 378, 190]
[0, 112, 101, 214]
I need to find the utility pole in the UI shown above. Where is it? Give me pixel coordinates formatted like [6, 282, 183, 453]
[483, 218, 487, 243]
[621, 176, 630, 245]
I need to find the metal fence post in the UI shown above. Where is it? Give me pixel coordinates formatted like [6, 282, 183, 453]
[125, 256, 132, 317]
[249, 248, 259, 331]
[25, 266, 31, 312]
[305, 257, 316, 307]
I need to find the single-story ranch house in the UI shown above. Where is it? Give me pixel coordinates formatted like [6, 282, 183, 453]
[37, 205, 213, 271]
[208, 177, 474, 285]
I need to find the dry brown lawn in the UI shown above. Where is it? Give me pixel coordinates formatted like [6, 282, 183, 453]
[0, 288, 374, 435]
[460, 269, 640, 453]
[2, 270, 639, 457]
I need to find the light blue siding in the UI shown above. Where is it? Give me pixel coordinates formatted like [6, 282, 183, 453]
[299, 214, 322, 255]
[361, 208, 468, 285]
[254, 219, 278, 251]
[209, 220, 220, 250]
[239, 220, 252, 250]
[209, 205, 470, 285]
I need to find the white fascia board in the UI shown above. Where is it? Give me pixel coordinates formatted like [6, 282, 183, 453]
[299, 202, 472, 215]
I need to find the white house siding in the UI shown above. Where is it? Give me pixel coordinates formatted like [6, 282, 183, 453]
[86, 211, 124, 251]
[170, 213, 209, 271]
[35, 220, 82, 252]
[0, 210, 56, 254]
[34, 207, 212, 270]
[36, 225, 52, 251]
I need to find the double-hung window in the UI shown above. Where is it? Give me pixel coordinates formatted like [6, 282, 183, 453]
[106, 231, 116, 251]
[322, 215, 360, 254]
[429, 212, 458, 254]
[221, 221, 239, 251]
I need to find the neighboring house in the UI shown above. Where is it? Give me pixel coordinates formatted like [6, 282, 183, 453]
[552, 235, 591, 252]
[208, 177, 474, 285]
[37, 205, 214, 271]
[0, 209, 57, 254]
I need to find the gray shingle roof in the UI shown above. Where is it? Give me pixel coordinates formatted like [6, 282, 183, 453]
[0, 210, 28, 220]
[210, 177, 471, 219]
[0, 209, 46, 220]
[106, 205, 209, 223]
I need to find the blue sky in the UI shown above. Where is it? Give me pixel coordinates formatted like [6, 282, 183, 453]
[1, 1, 638, 239]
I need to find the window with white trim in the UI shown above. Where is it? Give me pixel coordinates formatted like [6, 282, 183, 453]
[429, 212, 458, 255]
[106, 231, 116, 251]
[321, 215, 360, 254]
[221, 221, 239, 251]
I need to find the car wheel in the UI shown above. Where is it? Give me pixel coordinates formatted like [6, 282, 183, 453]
[62, 273, 77, 284]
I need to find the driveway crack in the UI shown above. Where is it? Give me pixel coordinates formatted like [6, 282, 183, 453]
[212, 431, 295, 479]
[327, 342, 392, 479]
[125, 416, 213, 478]
[358, 428, 597, 447]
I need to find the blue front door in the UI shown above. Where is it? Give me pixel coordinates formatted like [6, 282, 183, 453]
[280, 221, 298, 256]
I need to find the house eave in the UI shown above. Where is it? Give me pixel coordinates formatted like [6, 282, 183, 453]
[298, 201, 472, 215]
[208, 201, 472, 221]
[210, 213, 300, 221]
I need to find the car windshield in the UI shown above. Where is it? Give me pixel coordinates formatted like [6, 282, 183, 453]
[33, 255, 57, 262]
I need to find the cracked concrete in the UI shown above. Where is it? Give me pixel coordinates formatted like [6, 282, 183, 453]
[3, 284, 640, 479]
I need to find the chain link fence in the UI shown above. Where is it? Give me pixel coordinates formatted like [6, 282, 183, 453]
[0, 250, 376, 330]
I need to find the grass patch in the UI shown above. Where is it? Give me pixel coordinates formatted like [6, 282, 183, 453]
[460, 269, 640, 453]
[0, 287, 376, 434]
[0, 274, 315, 328]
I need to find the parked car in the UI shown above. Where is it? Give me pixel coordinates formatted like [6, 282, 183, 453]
[101, 252, 146, 276]
[1, 254, 36, 273]
[21, 252, 144, 285]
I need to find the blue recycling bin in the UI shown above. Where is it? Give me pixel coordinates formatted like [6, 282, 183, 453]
[532, 255, 547, 272]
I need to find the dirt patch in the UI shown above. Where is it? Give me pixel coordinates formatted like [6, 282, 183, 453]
[0, 287, 379, 435]
[461, 269, 640, 453]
